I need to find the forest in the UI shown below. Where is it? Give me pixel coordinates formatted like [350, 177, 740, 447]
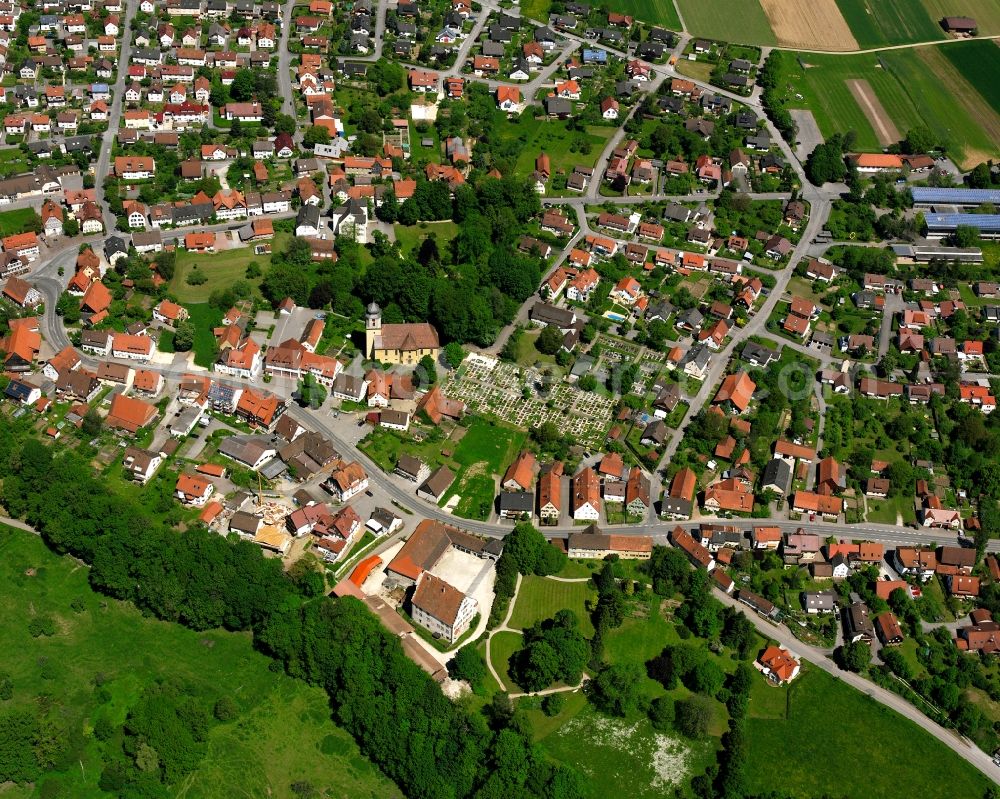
[0, 419, 583, 799]
[262, 173, 547, 347]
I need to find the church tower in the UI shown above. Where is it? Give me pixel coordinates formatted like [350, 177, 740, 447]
[364, 301, 382, 358]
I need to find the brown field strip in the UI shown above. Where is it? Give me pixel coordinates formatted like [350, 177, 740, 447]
[760, 0, 859, 50]
[846, 78, 900, 145]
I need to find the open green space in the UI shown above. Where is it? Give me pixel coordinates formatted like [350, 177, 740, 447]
[675, 0, 777, 45]
[508, 576, 597, 637]
[0, 207, 37, 237]
[519, 0, 552, 22]
[865, 494, 916, 525]
[359, 426, 450, 473]
[783, 47, 1000, 167]
[441, 418, 526, 521]
[181, 302, 225, 368]
[453, 418, 526, 472]
[834, 0, 943, 47]
[919, 0, 1000, 34]
[489, 630, 524, 689]
[539, 704, 711, 799]
[449, 472, 498, 520]
[674, 59, 715, 82]
[169, 233, 289, 302]
[0, 148, 29, 179]
[511, 118, 616, 179]
[514, 328, 558, 367]
[621, 0, 683, 29]
[0, 525, 399, 799]
[940, 39, 1000, 109]
[393, 220, 460, 257]
[746, 664, 991, 798]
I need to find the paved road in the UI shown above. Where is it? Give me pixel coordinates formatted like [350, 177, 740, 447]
[95, 0, 138, 232]
[878, 292, 904, 357]
[714, 584, 999, 783]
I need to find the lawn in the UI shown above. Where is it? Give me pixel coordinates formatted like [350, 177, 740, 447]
[0, 526, 400, 799]
[514, 328, 558, 367]
[452, 417, 526, 473]
[785, 48, 1000, 167]
[0, 207, 37, 237]
[507, 575, 597, 637]
[746, 663, 991, 798]
[675, 0, 777, 45]
[0, 148, 29, 179]
[555, 559, 600, 579]
[169, 232, 289, 302]
[834, 0, 943, 47]
[182, 302, 224, 368]
[489, 630, 524, 689]
[393, 220, 460, 257]
[674, 59, 715, 82]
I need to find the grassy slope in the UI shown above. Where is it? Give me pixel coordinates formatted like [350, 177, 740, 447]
[834, 0, 943, 47]
[0, 526, 400, 799]
[489, 630, 523, 689]
[745, 663, 991, 798]
[675, 0, 777, 45]
[939, 39, 1000, 110]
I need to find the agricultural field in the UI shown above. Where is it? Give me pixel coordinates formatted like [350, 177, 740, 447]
[920, 0, 1000, 34]
[759, 0, 858, 50]
[507, 576, 597, 636]
[0, 526, 399, 799]
[780, 47, 1000, 167]
[834, 0, 944, 47]
[620, 0, 683, 30]
[746, 664, 991, 798]
[675, 0, 777, 45]
[940, 39, 1000, 111]
[169, 232, 290, 302]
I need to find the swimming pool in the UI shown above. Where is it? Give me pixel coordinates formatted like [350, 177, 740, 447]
[604, 312, 626, 322]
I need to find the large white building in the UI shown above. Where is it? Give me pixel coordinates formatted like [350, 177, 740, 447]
[410, 572, 478, 643]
